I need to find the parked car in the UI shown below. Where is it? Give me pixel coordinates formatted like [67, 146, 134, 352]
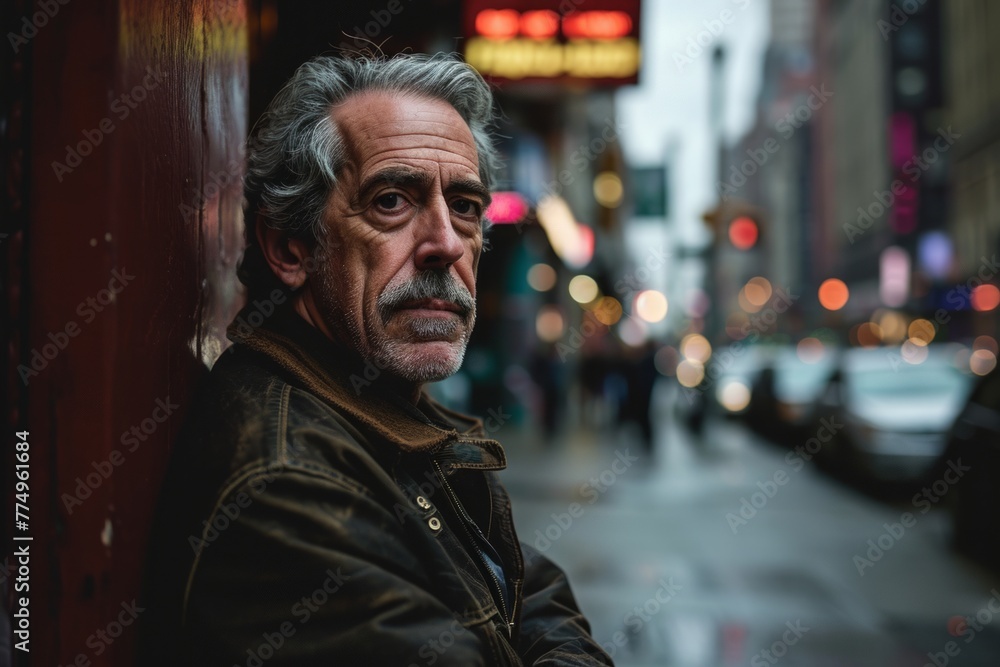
[809, 345, 974, 483]
[749, 344, 838, 443]
[939, 365, 1000, 572]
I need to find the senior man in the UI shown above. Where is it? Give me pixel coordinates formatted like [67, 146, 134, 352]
[141, 54, 613, 666]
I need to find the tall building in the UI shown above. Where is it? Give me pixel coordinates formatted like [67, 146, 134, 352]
[712, 0, 816, 339]
[946, 1, 1000, 282]
[811, 0, 947, 325]
[814, 0, 892, 317]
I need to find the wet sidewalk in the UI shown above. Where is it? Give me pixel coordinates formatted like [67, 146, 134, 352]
[498, 389, 1000, 666]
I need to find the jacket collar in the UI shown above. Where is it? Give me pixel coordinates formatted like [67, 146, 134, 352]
[227, 302, 506, 469]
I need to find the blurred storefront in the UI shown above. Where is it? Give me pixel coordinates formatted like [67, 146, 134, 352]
[457, 0, 648, 434]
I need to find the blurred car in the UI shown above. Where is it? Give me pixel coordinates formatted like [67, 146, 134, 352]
[940, 365, 1000, 572]
[748, 344, 838, 443]
[809, 344, 974, 483]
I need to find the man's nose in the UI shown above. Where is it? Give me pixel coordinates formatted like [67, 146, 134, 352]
[414, 197, 465, 271]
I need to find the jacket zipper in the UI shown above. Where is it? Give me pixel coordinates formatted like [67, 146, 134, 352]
[433, 459, 514, 637]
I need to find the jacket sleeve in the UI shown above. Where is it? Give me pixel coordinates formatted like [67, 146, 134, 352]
[181, 464, 504, 666]
[516, 544, 614, 666]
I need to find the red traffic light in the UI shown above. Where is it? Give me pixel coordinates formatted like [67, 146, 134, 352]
[728, 216, 758, 250]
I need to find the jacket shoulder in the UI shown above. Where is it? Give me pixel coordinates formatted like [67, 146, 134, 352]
[192, 346, 386, 487]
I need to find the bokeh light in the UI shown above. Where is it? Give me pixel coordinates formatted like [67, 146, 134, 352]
[728, 216, 758, 250]
[973, 335, 999, 355]
[676, 359, 705, 388]
[535, 306, 564, 342]
[592, 296, 623, 325]
[970, 349, 997, 376]
[527, 263, 557, 292]
[475, 9, 520, 38]
[744, 277, 772, 307]
[635, 290, 668, 322]
[536, 195, 594, 269]
[738, 287, 763, 313]
[818, 279, 849, 311]
[717, 381, 751, 412]
[617, 317, 648, 347]
[485, 191, 529, 224]
[854, 322, 884, 347]
[519, 9, 559, 38]
[875, 310, 907, 344]
[568, 274, 599, 304]
[901, 339, 929, 365]
[593, 171, 624, 208]
[680, 333, 712, 364]
[796, 337, 826, 363]
[907, 318, 935, 346]
[879, 246, 911, 307]
[971, 284, 1000, 312]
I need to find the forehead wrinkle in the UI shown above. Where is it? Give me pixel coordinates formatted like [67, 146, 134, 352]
[360, 151, 480, 175]
[351, 132, 480, 163]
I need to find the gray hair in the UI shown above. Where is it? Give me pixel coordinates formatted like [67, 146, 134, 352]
[239, 52, 500, 296]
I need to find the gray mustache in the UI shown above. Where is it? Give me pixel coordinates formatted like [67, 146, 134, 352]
[377, 271, 475, 324]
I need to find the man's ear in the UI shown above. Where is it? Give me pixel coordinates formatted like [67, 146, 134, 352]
[257, 224, 313, 290]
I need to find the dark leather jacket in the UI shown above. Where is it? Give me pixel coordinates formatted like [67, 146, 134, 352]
[140, 303, 613, 666]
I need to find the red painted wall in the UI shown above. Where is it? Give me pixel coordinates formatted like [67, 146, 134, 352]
[19, 1, 247, 664]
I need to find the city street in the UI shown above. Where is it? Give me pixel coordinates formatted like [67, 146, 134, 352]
[502, 384, 1000, 666]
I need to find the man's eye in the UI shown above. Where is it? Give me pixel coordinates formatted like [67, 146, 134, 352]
[452, 198, 481, 216]
[374, 193, 403, 211]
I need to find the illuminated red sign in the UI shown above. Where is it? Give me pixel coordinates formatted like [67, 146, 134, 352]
[463, 0, 641, 87]
[562, 11, 633, 39]
[485, 191, 529, 224]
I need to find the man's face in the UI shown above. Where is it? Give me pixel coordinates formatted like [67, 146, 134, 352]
[304, 91, 489, 386]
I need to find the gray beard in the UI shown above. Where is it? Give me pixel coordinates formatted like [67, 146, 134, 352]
[317, 264, 476, 385]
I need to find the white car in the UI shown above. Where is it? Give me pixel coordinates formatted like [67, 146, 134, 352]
[813, 345, 973, 482]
